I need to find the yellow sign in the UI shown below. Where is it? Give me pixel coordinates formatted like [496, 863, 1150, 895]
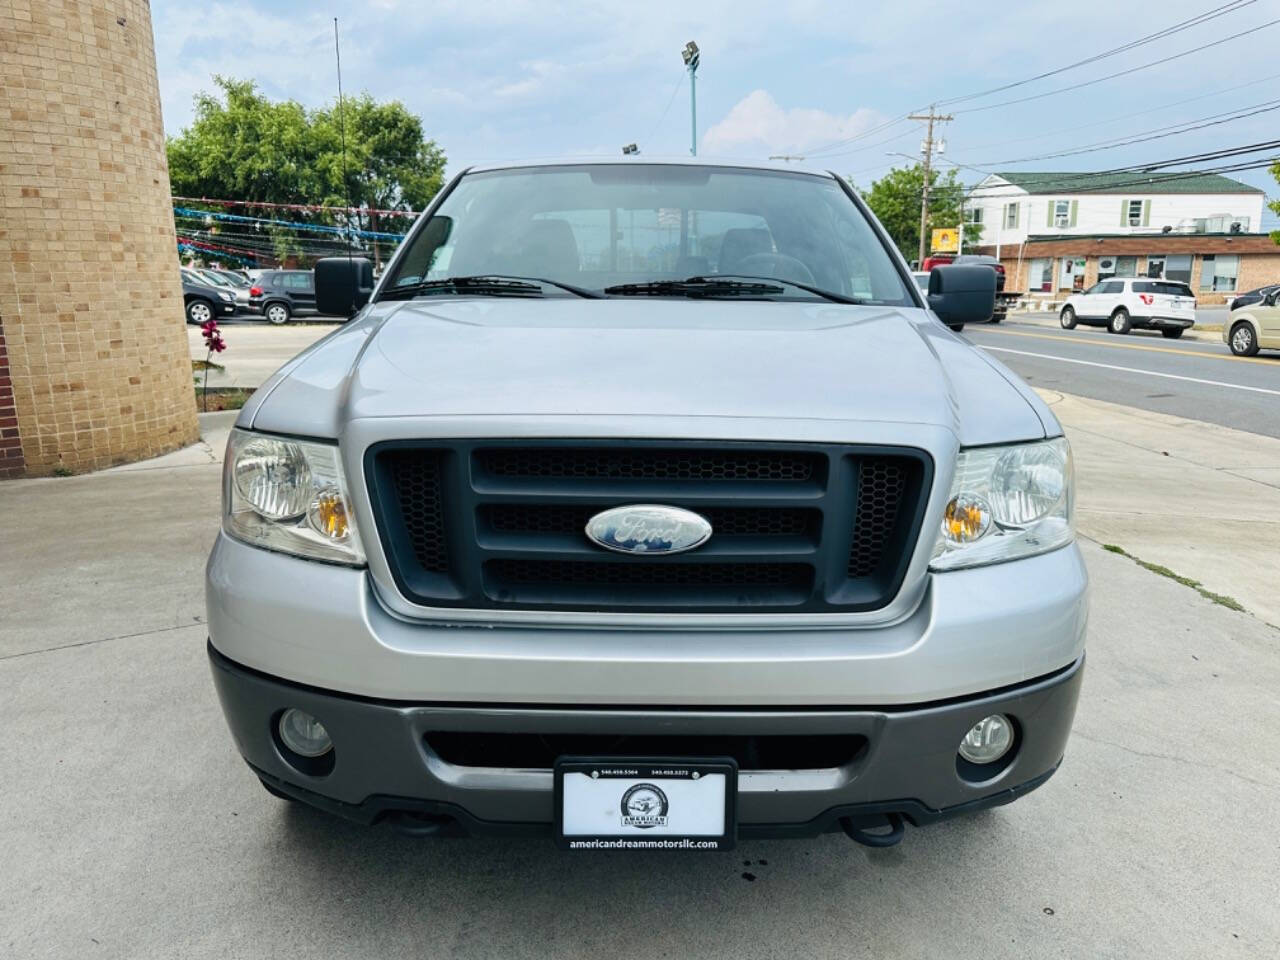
[931, 228, 959, 253]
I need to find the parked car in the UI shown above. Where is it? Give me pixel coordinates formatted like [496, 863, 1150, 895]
[1224, 287, 1280, 356]
[207, 159, 1082, 850]
[248, 269, 318, 324]
[192, 267, 253, 314]
[912, 271, 966, 332]
[180, 268, 236, 324]
[1059, 277, 1196, 337]
[1227, 283, 1280, 313]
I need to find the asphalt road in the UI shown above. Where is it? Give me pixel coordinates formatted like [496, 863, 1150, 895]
[966, 316, 1280, 439]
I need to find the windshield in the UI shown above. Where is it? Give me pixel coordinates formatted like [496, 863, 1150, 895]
[383, 164, 912, 305]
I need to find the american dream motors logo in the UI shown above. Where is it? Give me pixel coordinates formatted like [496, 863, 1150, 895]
[620, 783, 669, 829]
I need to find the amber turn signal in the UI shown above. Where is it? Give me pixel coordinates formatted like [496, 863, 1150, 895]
[943, 495, 991, 544]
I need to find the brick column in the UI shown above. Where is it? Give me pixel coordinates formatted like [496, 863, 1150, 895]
[0, 0, 199, 477]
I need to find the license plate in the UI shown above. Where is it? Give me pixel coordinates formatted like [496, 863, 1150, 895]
[555, 757, 737, 850]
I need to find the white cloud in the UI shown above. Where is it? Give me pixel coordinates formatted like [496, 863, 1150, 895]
[702, 90, 884, 158]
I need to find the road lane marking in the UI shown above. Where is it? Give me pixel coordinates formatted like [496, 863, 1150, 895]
[982, 346, 1280, 397]
[978, 327, 1280, 367]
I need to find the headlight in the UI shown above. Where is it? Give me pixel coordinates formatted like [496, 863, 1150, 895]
[223, 429, 365, 564]
[931, 437, 1073, 571]
[218, 290, 235, 302]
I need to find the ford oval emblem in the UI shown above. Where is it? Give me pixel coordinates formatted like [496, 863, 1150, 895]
[585, 504, 712, 555]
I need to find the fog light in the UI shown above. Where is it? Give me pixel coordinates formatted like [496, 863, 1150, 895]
[278, 708, 332, 757]
[958, 714, 1013, 765]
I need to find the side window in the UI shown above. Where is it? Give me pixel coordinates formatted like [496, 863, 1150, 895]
[270, 274, 284, 287]
[285, 273, 311, 290]
[1082, 283, 1104, 296]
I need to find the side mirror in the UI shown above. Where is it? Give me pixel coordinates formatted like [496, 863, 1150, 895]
[315, 257, 374, 317]
[927, 264, 996, 325]
[1266, 290, 1280, 307]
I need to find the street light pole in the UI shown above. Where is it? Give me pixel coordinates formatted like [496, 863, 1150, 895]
[682, 41, 700, 156]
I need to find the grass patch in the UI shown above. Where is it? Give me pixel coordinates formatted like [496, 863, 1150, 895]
[1102, 543, 1245, 612]
[192, 358, 225, 372]
[196, 387, 253, 412]
[1195, 323, 1223, 334]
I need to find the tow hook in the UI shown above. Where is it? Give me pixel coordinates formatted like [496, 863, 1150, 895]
[841, 812, 905, 848]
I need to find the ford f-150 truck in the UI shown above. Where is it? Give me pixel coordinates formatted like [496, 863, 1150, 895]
[207, 158, 1085, 850]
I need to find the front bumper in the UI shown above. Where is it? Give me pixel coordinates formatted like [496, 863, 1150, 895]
[209, 643, 1083, 837]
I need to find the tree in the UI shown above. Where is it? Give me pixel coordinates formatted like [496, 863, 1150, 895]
[312, 94, 446, 266]
[1270, 160, 1280, 247]
[860, 164, 982, 262]
[166, 77, 446, 266]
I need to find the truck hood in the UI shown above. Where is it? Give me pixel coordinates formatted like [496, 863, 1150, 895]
[245, 298, 1052, 445]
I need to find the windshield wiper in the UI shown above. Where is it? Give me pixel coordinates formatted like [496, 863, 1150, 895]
[704, 275, 864, 305]
[381, 275, 602, 300]
[603, 275, 862, 304]
[603, 277, 786, 298]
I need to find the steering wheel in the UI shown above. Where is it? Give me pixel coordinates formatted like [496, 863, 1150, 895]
[730, 252, 817, 286]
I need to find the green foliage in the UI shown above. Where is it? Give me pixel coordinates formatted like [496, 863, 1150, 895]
[167, 77, 446, 265]
[1269, 161, 1279, 247]
[860, 164, 982, 261]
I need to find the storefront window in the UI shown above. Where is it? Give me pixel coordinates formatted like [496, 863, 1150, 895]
[1027, 257, 1053, 293]
[1098, 256, 1137, 281]
[1200, 254, 1238, 291]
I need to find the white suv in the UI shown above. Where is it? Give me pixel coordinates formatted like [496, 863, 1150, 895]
[1060, 278, 1196, 338]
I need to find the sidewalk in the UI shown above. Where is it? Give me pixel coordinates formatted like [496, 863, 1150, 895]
[1040, 389, 1280, 627]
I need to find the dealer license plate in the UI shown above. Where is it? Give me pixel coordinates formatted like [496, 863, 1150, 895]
[555, 758, 737, 850]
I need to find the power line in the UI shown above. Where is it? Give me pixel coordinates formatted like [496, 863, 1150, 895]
[931, 69, 1280, 159]
[935, 0, 1258, 108]
[953, 16, 1280, 115]
[806, 2, 1264, 158]
[964, 98, 1280, 166]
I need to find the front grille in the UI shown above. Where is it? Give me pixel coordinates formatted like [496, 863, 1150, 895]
[424, 731, 867, 771]
[366, 440, 931, 614]
[481, 504, 818, 538]
[475, 447, 819, 482]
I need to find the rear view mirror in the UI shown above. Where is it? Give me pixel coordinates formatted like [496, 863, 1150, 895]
[927, 265, 996, 325]
[315, 257, 375, 317]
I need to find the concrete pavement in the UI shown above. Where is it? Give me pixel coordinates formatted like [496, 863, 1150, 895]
[2, 402, 1279, 958]
[1042, 390, 1280, 628]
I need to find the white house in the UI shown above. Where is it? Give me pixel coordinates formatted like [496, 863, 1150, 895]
[965, 171, 1265, 252]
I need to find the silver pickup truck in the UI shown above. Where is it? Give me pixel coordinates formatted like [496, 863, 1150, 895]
[207, 159, 1085, 850]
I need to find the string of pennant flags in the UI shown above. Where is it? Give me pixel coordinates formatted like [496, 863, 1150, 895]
[171, 196, 421, 217]
[172, 206, 408, 241]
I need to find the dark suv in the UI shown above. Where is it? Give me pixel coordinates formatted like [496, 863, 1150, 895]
[249, 270, 318, 324]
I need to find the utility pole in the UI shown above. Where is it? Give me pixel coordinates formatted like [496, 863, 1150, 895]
[908, 106, 952, 265]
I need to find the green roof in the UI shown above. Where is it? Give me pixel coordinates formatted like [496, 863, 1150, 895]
[990, 171, 1264, 195]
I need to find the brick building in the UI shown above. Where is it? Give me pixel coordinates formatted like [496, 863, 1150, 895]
[0, 0, 198, 478]
[979, 233, 1280, 306]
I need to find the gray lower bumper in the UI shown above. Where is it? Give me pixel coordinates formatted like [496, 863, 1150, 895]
[209, 643, 1084, 838]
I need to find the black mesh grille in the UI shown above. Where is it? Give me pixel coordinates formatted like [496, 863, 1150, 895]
[487, 559, 809, 588]
[482, 504, 816, 538]
[475, 447, 819, 481]
[367, 441, 930, 613]
[386, 451, 449, 574]
[848, 458, 909, 578]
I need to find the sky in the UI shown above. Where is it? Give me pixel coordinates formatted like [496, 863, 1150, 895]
[152, 0, 1279, 227]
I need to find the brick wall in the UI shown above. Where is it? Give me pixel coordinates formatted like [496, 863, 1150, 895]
[0, 314, 25, 477]
[0, 0, 198, 477]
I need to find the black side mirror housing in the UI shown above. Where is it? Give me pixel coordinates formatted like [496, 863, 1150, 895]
[927, 264, 996, 325]
[315, 257, 375, 317]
